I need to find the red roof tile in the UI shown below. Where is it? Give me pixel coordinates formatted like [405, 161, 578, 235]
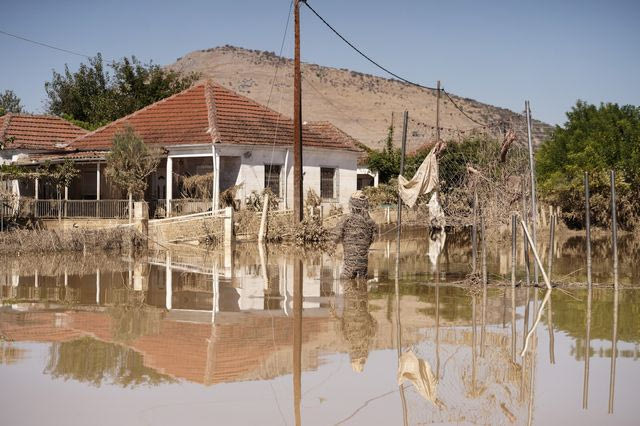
[69, 81, 361, 152]
[0, 114, 87, 150]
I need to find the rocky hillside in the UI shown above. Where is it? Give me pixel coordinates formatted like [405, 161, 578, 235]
[167, 45, 552, 151]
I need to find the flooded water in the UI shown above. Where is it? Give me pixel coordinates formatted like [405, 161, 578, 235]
[0, 232, 638, 425]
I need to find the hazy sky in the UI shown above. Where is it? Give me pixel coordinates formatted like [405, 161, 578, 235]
[1, 0, 638, 125]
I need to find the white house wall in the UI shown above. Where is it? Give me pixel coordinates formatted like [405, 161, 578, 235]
[207, 144, 359, 208]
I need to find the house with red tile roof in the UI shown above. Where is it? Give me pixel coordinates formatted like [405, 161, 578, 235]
[0, 113, 87, 198]
[7, 81, 363, 216]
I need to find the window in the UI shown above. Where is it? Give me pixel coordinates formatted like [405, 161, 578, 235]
[264, 164, 281, 196]
[320, 167, 336, 199]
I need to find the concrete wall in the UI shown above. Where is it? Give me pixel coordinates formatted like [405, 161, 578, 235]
[41, 218, 129, 230]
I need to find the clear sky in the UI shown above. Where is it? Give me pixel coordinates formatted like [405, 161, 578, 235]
[1, 0, 638, 125]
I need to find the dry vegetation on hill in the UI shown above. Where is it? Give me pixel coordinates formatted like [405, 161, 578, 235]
[167, 45, 552, 150]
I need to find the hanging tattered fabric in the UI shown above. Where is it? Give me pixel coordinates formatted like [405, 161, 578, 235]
[397, 350, 445, 408]
[398, 146, 439, 208]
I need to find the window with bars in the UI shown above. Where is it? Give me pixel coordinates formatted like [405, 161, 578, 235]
[320, 167, 336, 199]
[264, 164, 282, 196]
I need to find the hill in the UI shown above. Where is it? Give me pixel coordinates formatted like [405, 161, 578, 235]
[167, 45, 552, 151]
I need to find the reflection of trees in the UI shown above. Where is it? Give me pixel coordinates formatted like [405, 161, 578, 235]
[0, 342, 26, 365]
[551, 290, 640, 346]
[45, 337, 175, 387]
[370, 284, 473, 322]
[108, 306, 162, 343]
[340, 281, 377, 372]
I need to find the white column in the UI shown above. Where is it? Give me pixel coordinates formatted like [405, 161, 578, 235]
[212, 146, 220, 210]
[166, 156, 173, 217]
[211, 145, 217, 211]
[165, 252, 172, 310]
[34, 178, 39, 200]
[284, 149, 290, 209]
[64, 186, 69, 200]
[374, 171, 379, 187]
[64, 269, 68, 287]
[96, 163, 101, 201]
[96, 269, 100, 305]
[34, 270, 39, 288]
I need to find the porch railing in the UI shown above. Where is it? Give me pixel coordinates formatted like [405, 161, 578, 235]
[21, 199, 129, 219]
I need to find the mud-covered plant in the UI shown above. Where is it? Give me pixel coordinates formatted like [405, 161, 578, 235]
[106, 126, 162, 216]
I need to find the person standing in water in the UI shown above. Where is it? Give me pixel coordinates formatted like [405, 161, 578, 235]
[333, 191, 378, 279]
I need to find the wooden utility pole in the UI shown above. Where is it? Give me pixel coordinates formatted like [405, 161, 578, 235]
[293, 0, 303, 222]
[396, 111, 408, 239]
[436, 81, 441, 143]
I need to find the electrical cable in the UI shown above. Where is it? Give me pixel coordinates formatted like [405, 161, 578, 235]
[302, 1, 436, 91]
[0, 29, 93, 59]
[302, 1, 506, 129]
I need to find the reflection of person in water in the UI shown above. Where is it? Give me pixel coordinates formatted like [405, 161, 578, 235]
[333, 191, 377, 279]
[340, 280, 377, 372]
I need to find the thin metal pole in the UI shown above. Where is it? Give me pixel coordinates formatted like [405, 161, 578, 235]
[480, 215, 487, 356]
[610, 170, 618, 289]
[472, 190, 478, 274]
[547, 214, 555, 282]
[585, 172, 592, 288]
[525, 101, 539, 286]
[520, 219, 552, 289]
[481, 215, 487, 286]
[512, 213, 517, 288]
[436, 81, 441, 143]
[396, 111, 408, 239]
[292, 0, 303, 223]
[521, 179, 531, 286]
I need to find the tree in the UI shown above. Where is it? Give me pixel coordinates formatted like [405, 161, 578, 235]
[105, 126, 161, 220]
[45, 54, 199, 130]
[0, 90, 23, 115]
[536, 101, 640, 229]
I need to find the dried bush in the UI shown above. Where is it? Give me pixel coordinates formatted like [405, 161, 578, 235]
[0, 227, 145, 255]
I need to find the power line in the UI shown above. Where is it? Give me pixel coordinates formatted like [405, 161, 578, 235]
[0, 29, 92, 59]
[302, 1, 436, 91]
[302, 1, 502, 129]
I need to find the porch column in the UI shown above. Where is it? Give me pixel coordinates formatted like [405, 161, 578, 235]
[284, 149, 290, 209]
[96, 163, 101, 200]
[165, 252, 172, 310]
[374, 171, 379, 187]
[212, 145, 220, 210]
[35, 178, 39, 200]
[166, 156, 173, 217]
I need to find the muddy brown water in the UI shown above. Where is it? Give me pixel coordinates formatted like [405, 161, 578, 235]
[0, 231, 638, 425]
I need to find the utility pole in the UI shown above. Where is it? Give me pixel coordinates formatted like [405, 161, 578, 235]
[525, 100, 539, 285]
[396, 111, 408, 240]
[293, 0, 304, 223]
[436, 81, 441, 143]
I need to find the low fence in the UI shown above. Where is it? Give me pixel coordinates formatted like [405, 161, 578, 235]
[1, 198, 220, 221]
[148, 208, 230, 245]
[1, 199, 130, 219]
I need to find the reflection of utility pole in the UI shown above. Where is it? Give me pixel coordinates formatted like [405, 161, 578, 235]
[582, 286, 592, 409]
[293, 258, 303, 426]
[395, 210, 408, 426]
[471, 295, 477, 394]
[527, 289, 539, 426]
[608, 288, 619, 414]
